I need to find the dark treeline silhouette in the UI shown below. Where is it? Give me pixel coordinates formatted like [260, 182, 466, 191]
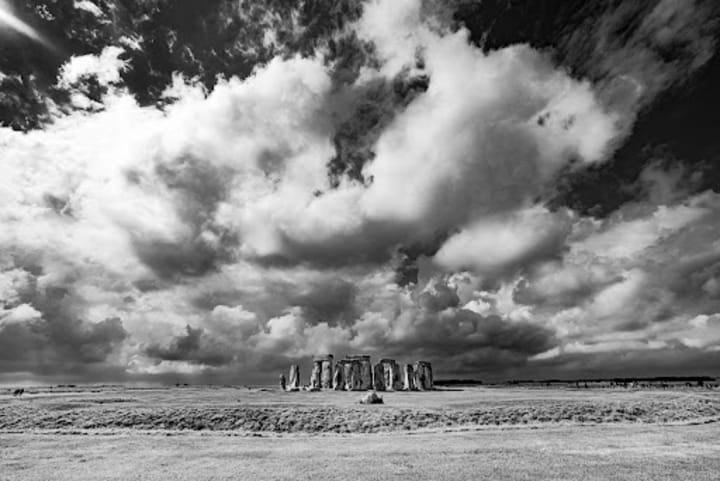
[435, 379, 484, 386]
[436, 376, 718, 387]
[506, 376, 716, 385]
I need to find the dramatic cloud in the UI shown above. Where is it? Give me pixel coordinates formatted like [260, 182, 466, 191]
[0, 262, 128, 376]
[0, 0, 719, 383]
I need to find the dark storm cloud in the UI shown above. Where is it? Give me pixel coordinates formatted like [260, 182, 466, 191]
[525, 345, 720, 381]
[287, 278, 358, 326]
[374, 308, 559, 378]
[191, 273, 358, 327]
[3, 0, 720, 385]
[131, 155, 238, 279]
[326, 71, 429, 187]
[144, 325, 234, 367]
[346, 278, 558, 376]
[0, 276, 127, 373]
[132, 238, 230, 279]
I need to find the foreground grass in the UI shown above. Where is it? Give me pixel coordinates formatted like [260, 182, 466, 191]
[1, 386, 719, 434]
[2, 424, 719, 481]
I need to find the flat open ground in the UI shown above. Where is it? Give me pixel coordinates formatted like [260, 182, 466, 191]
[2, 385, 719, 480]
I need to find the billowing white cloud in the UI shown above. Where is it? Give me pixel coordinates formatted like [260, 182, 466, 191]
[60, 46, 127, 87]
[433, 207, 572, 278]
[518, 190, 720, 364]
[1, 0, 716, 383]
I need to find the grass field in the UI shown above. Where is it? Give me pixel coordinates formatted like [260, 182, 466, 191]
[1, 385, 719, 479]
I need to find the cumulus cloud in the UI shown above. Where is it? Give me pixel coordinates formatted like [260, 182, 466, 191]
[520, 190, 720, 370]
[0, 265, 128, 375]
[0, 0, 717, 383]
[433, 207, 573, 280]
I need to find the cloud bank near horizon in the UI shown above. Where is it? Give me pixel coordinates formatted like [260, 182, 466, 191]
[1, 0, 719, 383]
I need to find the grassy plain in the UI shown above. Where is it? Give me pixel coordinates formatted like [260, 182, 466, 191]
[1, 385, 719, 480]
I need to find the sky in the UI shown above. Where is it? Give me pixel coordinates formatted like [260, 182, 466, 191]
[1, 0, 720, 384]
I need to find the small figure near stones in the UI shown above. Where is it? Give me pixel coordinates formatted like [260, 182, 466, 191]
[279, 373, 286, 391]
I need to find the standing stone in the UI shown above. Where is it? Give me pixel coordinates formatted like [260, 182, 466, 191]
[333, 362, 344, 390]
[288, 364, 300, 390]
[348, 359, 363, 390]
[373, 362, 385, 391]
[341, 360, 362, 391]
[403, 364, 416, 391]
[345, 355, 372, 390]
[383, 361, 392, 390]
[380, 359, 399, 391]
[380, 358, 395, 391]
[360, 357, 373, 390]
[342, 360, 354, 390]
[319, 355, 334, 389]
[390, 361, 402, 391]
[414, 361, 433, 390]
[310, 360, 322, 389]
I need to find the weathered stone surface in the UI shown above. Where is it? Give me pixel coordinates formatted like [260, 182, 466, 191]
[287, 364, 300, 390]
[342, 360, 354, 390]
[373, 362, 385, 391]
[310, 360, 322, 389]
[318, 355, 334, 389]
[381, 359, 402, 391]
[349, 359, 363, 390]
[285, 355, 433, 393]
[346, 355, 372, 390]
[414, 361, 433, 390]
[359, 391, 384, 404]
[403, 364, 416, 391]
[352, 360, 363, 390]
[361, 359, 373, 389]
[332, 363, 344, 390]
[392, 363, 403, 390]
[380, 359, 394, 391]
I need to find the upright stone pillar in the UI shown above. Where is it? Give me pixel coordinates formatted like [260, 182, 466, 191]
[348, 359, 362, 390]
[383, 361, 392, 390]
[373, 362, 385, 391]
[319, 355, 334, 389]
[360, 357, 372, 390]
[414, 361, 433, 390]
[342, 359, 353, 391]
[345, 355, 372, 390]
[342, 360, 356, 390]
[380, 359, 397, 391]
[310, 360, 322, 389]
[288, 364, 300, 390]
[391, 361, 402, 391]
[403, 363, 416, 391]
[332, 362, 344, 390]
